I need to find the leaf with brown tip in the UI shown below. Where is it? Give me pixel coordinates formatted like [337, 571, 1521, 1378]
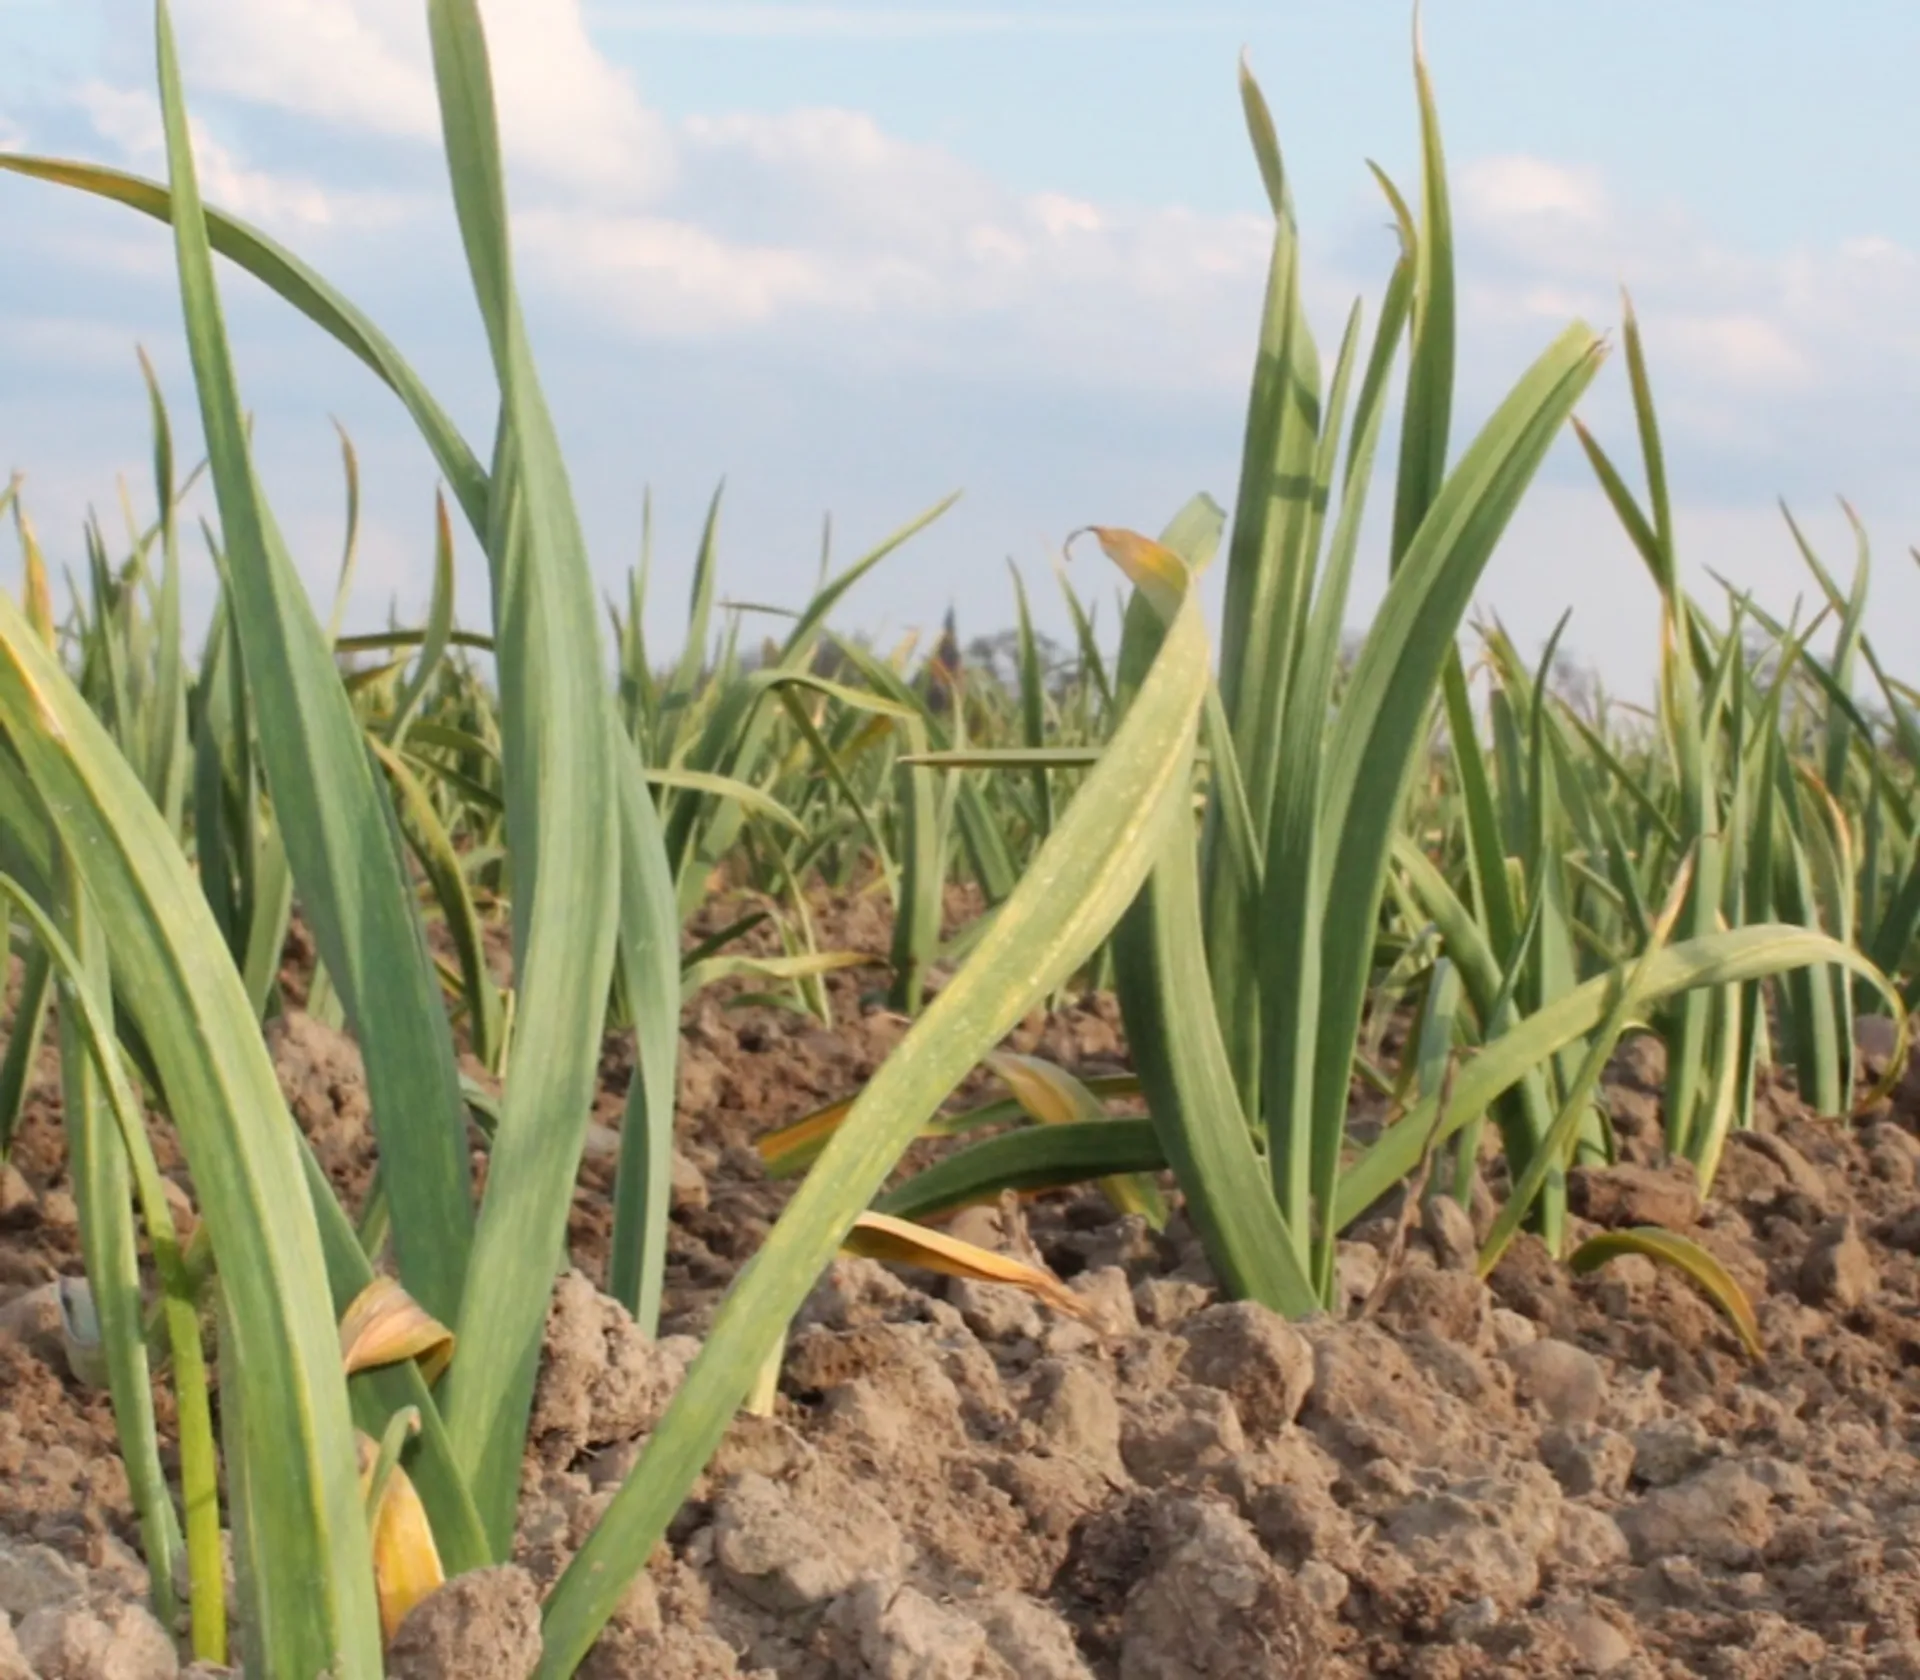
[1075, 527, 1189, 618]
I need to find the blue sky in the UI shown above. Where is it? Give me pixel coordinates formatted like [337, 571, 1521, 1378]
[2, 0, 1916, 695]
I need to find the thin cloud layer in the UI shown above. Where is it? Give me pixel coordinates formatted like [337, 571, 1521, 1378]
[5, 3, 1919, 691]
[521, 103, 1273, 391]
[1456, 154, 1916, 402]
[50, 7, 1920, 427]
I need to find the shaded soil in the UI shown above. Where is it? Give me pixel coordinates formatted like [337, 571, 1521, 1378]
[6, 894, 1920, 1677]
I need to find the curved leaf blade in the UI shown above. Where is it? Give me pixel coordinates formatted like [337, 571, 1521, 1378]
[1568, 1226, 1763, 1360]
[539, 525, 1212, 1675]
[0, 574, 380, 1677]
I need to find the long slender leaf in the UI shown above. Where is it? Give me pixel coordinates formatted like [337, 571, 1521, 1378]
[423, 0, 623, 1551]
[540, 522, 1212, 1675]
[155, 0, 474, 1324]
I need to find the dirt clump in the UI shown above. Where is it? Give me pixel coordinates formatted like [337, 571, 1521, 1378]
[529, 1270, 699, 1468]
[387, 1565, 543, 1680]
[1118, 1498, 1323, 1678]
[1177, 1301, 1315, 1436]
[1569, 1160, 1703, 1230]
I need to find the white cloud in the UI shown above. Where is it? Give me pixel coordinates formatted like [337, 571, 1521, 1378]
[514, 211, 840, 331]
[152, 0, 674, 202]
[40, 10, 1920, 426]
[24, 223, 182, 284]
[155, 0, 441, 144]
[1461, 155, 1607, 226]
[510, 103, 1271, 391]
[1033, 194, 1104, 238]
[61, 2, 1264, 378]
[1663, 313, 1808, 388]
[680, 107, 1001, 250]
[73, 80, 417, 234]
[1447, 151, 1920, 458]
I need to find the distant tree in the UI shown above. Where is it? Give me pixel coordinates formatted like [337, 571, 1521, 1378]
[1547, 649, 1605, 724]
[962, 626, 1069, 693]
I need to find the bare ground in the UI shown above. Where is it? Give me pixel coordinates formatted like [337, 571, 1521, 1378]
[5, 894, 1920, 1677]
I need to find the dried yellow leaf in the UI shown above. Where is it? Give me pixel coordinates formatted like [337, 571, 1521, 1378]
[755, 1096, 855, 1176]
[985, 1052, 1167, 1228]
[841, 1211, 1089, 1321]
[339, 1276, 455, 1386]
[984, 1051, 1083, 1128]
[355, 1431, 444, 1644]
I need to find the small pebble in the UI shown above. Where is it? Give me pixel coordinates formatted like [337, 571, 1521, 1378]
[1421, 1194, 1479, 1271]
[1798, 1217, 1877, 1310]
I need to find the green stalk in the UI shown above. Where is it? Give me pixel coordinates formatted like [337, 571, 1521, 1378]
[607, 730, 683, 1331]
[1479, 853, 1697, 1272]
[423, 0, 623, 1550]
[0, 586, 381, 1677]
[0, 938, 52, 1162]
[50, 859, 186, 1636]
[4, 878, 231, 1664]
[1009, 563, 1055, 841]
[135, 352, 190, 839]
